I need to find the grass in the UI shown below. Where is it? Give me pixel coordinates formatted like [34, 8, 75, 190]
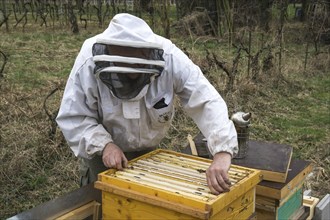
[268, 76, 329, 152]
[1, 17, 329, 219]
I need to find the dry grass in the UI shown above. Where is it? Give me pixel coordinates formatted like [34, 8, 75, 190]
[0, 78, 78, 217]
[0, 22, 329, 219]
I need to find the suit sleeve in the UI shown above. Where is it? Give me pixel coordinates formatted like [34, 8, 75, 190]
[56, 58, 113, 159]
[169, 45, 238, 157]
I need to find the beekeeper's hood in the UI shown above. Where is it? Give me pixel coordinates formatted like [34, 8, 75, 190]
[92, 13, 165, 100]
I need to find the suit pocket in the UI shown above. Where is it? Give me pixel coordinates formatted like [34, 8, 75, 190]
[148, 96, 174, 128]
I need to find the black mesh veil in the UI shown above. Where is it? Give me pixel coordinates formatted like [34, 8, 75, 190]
[92, 42, 165, 100]
[97, 70, 156, 100]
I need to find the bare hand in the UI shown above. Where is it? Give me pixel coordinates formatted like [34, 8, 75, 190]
[206, 152, 232, 195]
[102, 142, 128, 170]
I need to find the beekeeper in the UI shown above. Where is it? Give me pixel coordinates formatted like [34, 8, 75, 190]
[56, 13, 238, 195]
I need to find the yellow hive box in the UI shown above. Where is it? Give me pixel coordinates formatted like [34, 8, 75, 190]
[95, 149, 262, 220]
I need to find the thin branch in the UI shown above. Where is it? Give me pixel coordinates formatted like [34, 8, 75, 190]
[0, 50, 8, 78]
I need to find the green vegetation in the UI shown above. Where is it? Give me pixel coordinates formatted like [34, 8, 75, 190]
[0, 7, 329, 220]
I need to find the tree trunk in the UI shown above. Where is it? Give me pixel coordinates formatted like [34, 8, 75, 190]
[68, 1, 79, 33]
[300, 0, 309, 22]
[259, 0, 273, 31]
[163, 0, 170, 38]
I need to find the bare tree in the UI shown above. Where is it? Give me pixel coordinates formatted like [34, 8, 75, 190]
[259, 0, 273, 31]
[68, 0, 79, 33]
[94, 0, 103, 27]
[210, 48, 242, 93]
[0, 0, 10, 31]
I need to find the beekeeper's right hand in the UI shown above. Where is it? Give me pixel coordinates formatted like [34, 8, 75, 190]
[102, 142, 128, 170]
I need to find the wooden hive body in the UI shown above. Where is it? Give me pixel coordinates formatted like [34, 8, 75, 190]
[255, 159, 313, 220]
[256, 185, 304, 220]
[95, 149, 261, 220]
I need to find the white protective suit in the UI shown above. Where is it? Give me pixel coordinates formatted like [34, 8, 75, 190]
[56, 13, 238, 160]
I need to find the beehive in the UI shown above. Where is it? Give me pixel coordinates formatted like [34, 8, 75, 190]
[255, 159, 313, 219]
[256, 185, 304, 220]
[95, 149, 261, 220]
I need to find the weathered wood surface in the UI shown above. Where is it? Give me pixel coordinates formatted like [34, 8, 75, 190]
[257, 159, 312, 200]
